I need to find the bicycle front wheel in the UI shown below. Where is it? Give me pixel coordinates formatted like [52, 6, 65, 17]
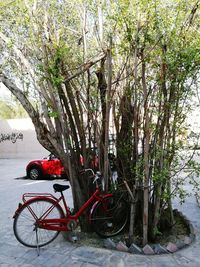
[91, 196, 128, 237]
[13, 198, 64, 248]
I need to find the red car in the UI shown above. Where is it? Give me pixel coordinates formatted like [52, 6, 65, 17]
[26, 152, 115, 180]
[26, 154, 66, 180]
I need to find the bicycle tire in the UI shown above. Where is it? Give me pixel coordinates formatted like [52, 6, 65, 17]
[91, 196, 128, 237]
[13, 198, 64, 248]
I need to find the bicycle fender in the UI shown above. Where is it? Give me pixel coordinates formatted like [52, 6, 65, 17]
[13, 199, 35, 218]
[88, 193, 113, 224]
[13, 197, 63, 219]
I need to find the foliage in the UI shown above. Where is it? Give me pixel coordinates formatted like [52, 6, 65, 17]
[0, 99, 28, 119]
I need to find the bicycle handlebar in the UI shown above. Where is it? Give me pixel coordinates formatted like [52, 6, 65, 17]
[79, 168, 95, 176]
[80, 169, 102, 188]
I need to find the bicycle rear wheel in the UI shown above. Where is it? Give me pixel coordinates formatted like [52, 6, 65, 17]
[13, 198, 64, 248]
[91, 196, 128, 237]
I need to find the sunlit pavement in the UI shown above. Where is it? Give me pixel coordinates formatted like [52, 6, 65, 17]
[0, 158, 200, 267]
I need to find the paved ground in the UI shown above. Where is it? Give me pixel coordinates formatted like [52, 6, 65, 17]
[0, 158, 200, 267]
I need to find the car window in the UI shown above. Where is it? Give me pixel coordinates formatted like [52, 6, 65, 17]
[48, 154, 57, 160]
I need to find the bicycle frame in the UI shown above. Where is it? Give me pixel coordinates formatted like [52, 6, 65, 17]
[14, 187, 113, 232]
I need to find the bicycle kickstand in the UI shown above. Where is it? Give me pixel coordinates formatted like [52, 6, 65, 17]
[35, 228, 40, 256]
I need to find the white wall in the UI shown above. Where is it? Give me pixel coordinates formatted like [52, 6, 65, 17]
[0, 118, 48, 159]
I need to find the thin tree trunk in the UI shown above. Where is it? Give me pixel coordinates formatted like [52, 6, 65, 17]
[142, 50, 150, 246]
[103, 39, 112, 192]
[130, 13, 140, 237]
[124, 181, 136, 239]
[152, 45, 168, 238]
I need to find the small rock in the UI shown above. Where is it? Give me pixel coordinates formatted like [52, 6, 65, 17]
[128, 243, 143, 254]
[184, 236, 192, 245]
[71, 235, 78, 242]
[166, 242, 178, 253]
[190, 233, 195, 241]
[103, 238, 116, 250]
[116, 241, 129, 252]
[177, 235, 185, 241]
[142, 244, 155, 255]
[153, 244, 169, 254]
[176, 239, 186, 249]
[63, 232, 79, 242]
[196, 194, 200, 207]
[189, 224, 196, 235]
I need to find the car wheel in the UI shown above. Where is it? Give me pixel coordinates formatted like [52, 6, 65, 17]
[28, 167, 42, 180]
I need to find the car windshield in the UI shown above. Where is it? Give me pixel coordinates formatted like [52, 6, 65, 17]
[43, 154, 57, 160]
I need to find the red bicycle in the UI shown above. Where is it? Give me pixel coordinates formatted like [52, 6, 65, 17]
[13, 169, 128, 249]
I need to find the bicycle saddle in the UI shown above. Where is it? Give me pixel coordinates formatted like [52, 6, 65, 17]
[53, 184, 70, 192]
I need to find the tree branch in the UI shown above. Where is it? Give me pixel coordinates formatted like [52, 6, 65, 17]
[0, 73, 38, 118]
[64, 51, 107, 82]
[0, 73, 63, 155]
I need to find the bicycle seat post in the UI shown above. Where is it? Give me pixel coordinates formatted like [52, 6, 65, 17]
[60, 191, 68, 215]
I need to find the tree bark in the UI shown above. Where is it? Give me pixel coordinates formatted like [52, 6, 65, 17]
[103, 41, 112, 192]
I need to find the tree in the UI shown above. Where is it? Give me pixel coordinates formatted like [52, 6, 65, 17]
[0, 0, 111, 229]
[0, 0, 200, 243]
[110, 0, 200, 244]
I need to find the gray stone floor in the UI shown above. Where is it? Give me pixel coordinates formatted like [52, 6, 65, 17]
[0, 158, 200, 267]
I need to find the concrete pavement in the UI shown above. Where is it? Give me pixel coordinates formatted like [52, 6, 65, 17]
[0, 158, 200, 267]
